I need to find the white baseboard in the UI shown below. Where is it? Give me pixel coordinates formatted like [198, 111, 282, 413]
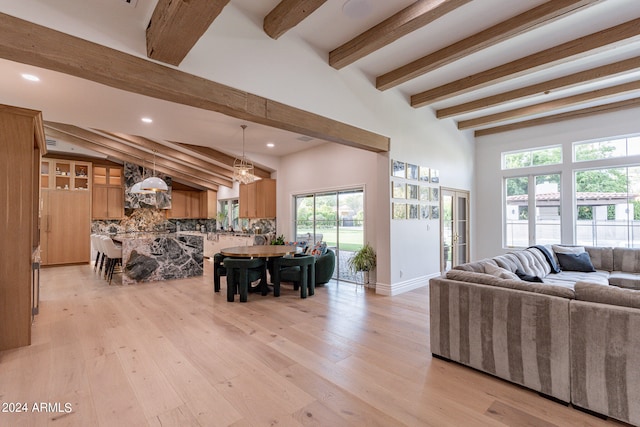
[374, 272, 440, 296]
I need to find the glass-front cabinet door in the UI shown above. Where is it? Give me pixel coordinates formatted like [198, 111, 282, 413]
[441, 188, 470, 273]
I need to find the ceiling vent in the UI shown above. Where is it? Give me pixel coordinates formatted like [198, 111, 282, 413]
[46, 138, 57, 147]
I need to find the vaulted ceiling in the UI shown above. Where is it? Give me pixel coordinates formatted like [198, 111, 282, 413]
[1, 0, 639, 190]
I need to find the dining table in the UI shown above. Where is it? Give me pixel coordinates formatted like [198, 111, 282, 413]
[219, 244, 301, 294]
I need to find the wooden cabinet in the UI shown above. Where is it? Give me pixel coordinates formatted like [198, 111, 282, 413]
[92, 165, 123, 219]
[41, 190, 91, 265]
[41, 158, 91, 191]
[0, 104, 45, 351]
[239, 178, 276, 218]
[168, 190, 205, 218]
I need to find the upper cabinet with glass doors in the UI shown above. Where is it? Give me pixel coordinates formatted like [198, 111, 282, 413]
[41, 158, 91, 191]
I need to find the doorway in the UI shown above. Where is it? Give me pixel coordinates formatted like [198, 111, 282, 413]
[441, 188, 470, 273]
[293, 188, 364, 282]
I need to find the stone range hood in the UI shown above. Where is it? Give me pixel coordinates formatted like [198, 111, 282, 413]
[124, 161, 172, 209]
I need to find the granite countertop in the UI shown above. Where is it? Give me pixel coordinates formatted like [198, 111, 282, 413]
[112, 232, 205, 240]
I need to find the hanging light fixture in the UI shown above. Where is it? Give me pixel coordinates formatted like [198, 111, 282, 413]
[131, 158, 155, 194]
[141, 150, 168, 192]
[233, 124, 255, 184]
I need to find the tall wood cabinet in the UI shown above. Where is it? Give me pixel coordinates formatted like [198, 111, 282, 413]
[40, 158, 92, 265]
[40, 190, 91, 265]
[0, 104, 46, 351]
[239, 178, 276, 218]
[92, 165, 124, 219]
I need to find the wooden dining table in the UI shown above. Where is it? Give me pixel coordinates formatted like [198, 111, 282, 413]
[219, 244, 300, 258]
[219, 245, 302, 294]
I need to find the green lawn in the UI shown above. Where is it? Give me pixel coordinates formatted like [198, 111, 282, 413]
[296, 226, 363, 251]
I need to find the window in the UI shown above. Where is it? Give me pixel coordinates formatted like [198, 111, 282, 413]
[575, 166, 640, 247]
[504, 174, 561, 247]
[574, 136, 640, 162]
[501, 134, 640, 248]
[502, 145, 562, 169]
[218, 199, 240, 231]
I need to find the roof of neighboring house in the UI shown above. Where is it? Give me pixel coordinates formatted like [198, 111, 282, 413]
[507, 192, 639, 206]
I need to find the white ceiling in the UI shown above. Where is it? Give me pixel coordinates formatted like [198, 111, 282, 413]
[1, 0, 639, 164]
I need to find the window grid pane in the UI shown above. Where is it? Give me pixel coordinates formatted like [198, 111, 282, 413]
[505, 177, 529, 247]
[534, 174, 561, 245]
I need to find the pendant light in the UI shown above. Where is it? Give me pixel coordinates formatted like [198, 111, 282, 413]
[233, 124, 255, 184]
[141, 150, 168, 192]
[131, 159, 154, 194]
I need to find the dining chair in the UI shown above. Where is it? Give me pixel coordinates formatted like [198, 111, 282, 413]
[213, 252, 227, 292]
[223, 257, 265, 302]
[272, 254, 316, 298]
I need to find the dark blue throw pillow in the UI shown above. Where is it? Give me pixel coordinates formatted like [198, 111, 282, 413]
[555, 252, 596, 272]
[515, 269, 544, 283]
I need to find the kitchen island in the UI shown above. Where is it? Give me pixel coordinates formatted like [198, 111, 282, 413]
[115, 233, 203, 285]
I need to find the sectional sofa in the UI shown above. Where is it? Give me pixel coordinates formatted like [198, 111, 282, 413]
[429, 245, 640, 425]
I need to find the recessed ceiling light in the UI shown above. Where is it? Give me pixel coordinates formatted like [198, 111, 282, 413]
[21, 73, 40, 82]
[342, 0, 373, 19]
[266, 143, 275, 148]
[141, 117, 153, 123]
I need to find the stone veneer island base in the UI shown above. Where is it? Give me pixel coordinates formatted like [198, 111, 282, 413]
[119, 233, 203, 285]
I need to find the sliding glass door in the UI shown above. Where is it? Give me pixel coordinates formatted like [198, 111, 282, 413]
[294, 188, 364, 282]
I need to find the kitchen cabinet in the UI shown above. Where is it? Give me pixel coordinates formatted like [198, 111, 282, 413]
[41, 190, 91, 265]
[168, 190, 205, 218]
[92, 165, 123, 219]
[239, 178, 276, 218]
[0, 104, 46, 351]
[41, 158, 91, 191]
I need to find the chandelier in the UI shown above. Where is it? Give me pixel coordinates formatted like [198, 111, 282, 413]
[233, 124, 255, 184]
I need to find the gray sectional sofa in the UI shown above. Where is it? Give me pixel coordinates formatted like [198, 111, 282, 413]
[430, 245, 640, 426]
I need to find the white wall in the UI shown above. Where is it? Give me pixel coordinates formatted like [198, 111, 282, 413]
[474, 107, 640, 260]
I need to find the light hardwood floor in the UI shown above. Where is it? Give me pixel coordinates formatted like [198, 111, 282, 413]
[0, 263, 627, 427]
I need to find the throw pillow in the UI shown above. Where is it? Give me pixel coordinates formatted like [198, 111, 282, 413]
[555, 252, 596, 272]
[308, 241, 327, 259]
[515, 268, 544, 283]
[552, 245, 585, 254]
[483, 263, 519, 280]
[285, 240, 308, 254]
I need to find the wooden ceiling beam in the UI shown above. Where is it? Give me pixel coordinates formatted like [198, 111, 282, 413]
[474, 97, 640, 137]
[330, 0, 471, 70]
[146, 0, 230, 66]
[44, 123, 230, 189]
[176, 143, 272, 179]
[44, 127, 219, 191]
[411, 17, 640, 107]
[376, 0, 598, 90]
[0, 13, 389, 153]
[458, 80, 640, 129]
[437, 56, 640, 118]
[264, 0, 327, 40]
[95, 131, 240, 180]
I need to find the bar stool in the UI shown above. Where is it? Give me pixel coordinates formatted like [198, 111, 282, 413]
[95, 235, 108, 275]
[100, 236, 122, 285]
[224, 257, 265, 302]
[273, 255, 316, 298]
[91, 234, 103, 272]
